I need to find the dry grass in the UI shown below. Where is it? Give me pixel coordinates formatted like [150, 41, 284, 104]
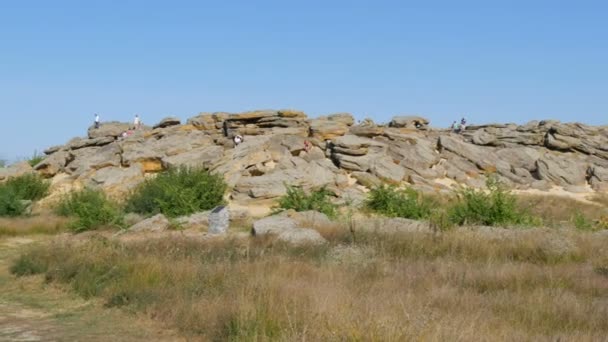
[517, 194, 608, 228]
[11, 224, 608, 341]
[0, 214, 69, 237]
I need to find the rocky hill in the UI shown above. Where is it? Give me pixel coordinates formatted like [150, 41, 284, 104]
[3, 110, 608, 211]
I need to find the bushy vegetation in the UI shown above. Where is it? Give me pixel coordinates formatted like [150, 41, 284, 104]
[365, 178, 540, 227]
[56, 188, 123, 232]
[366, 185, 433, 219]
[448, 177, 534, 226]
[3, 173, 50, 201]
[0, 173, 49, 217]
[124, 167, 227, 218]
[277, 185, 338, 218]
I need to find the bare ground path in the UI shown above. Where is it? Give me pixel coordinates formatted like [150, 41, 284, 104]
[0, 236, 183, 342]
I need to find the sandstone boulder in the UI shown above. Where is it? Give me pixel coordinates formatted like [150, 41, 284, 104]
[128, 214, 170, 233]
[277, 228, 327, 246]
[153, 117, 181, 129]
[389, 116, 429, 129]
[251, 215, 297, 236]
[309, 119, 349, 140]
[535, 153, 588, 186]
[88, 122, 132, 139]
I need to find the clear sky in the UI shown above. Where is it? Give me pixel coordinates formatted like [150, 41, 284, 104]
[1, 1, 607, 161]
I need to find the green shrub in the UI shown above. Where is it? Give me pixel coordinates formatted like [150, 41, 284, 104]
[124, 167, 227, 218]
[277, 185, 338, 218]
[448, 177, 533, 226]
[3, 173, 50, 201]
[366, 185, 432, 219]
[0, 189, 28, 217]
[56, 188, 124, 232]
[28, 151, 44, 167]
[0, 173, 49, 217]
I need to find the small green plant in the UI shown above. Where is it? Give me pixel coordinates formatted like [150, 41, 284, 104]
[366, 185, 432, 219]
[124, 166, 227, 218]
[28, 151, 45, 167]
[56, 188, 124, 232]
[0, 173, 49, 217]
[448, 176, 533, 226]
[277, 185, 338, 218]
[572, 211, 594, 231]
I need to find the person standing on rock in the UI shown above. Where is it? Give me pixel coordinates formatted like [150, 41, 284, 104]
[460, 117, 467, 133]
[134, 114, 141, 129]
[234, 134, 243, 147]
[94, 113, 100, 129]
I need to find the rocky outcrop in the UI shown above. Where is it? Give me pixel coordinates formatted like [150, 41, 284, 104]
[25, 109, 608, 208]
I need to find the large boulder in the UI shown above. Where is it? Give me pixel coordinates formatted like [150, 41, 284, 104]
[34, 150, 71, 177]
[309, 119, 349, 140]
[388, 137, 441, 177]
[389, 116, 429, 129]
[162, 145, 224, 169]
[252, 215, 297, 236]
[153, 116, 181, 129]
[535, 153, 588, 186]
[128, 214, 170, 233]
[88, 122, 132, 139]
[84, 164, 145, 198]
[276, 228, 327, 246]
[330, 135, 387, 171]
[370, 156, 406, 184]
[326, 113, 355, 126]
[439, 135, 499, 172]
[65, 144, 122, 178]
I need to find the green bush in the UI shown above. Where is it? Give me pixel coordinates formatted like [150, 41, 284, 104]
[3, 173, 50, 201]
[0, 173, 49, 217]
[448, 177, 533, 226]
[124, 167, 227, 218]
[56, 188, 124, 232]
[366, 185, 432, 220]
[0, 189, 28, 217]
[277, 185, 338, 218]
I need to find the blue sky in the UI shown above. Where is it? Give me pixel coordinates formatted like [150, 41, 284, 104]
[1, 1, 607, 161]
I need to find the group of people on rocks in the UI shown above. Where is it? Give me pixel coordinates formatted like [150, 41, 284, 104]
[451, 117, 467, 133]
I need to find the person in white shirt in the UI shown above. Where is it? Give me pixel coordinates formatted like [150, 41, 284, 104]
[134, 114, 141, 129]
[94, 114, 100, 129]
[233, 135, 243, 147]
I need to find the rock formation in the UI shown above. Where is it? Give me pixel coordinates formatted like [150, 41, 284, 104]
[4, 110, 607, 209]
